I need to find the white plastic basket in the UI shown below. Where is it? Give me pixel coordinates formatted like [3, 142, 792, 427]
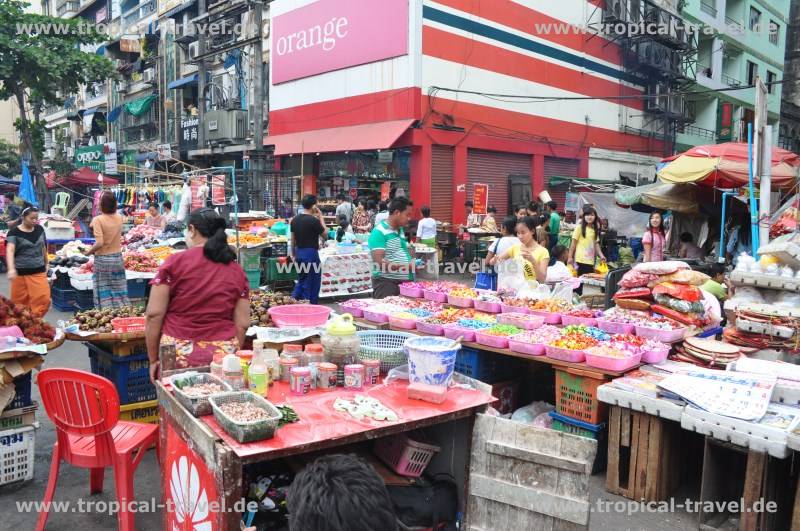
[0, 424, 36, 485]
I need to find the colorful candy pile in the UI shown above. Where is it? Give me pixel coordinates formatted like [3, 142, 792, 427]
[501, 297, 530, 308]
[514, 325, 562, 345]
[480, 325, 522, 337]
[450, 287, 478, 298]
[423, 281, 465, 293]
[600, 308, 649, 324]
[608, 334, 646, 352]
[639, 316, 683, 330]
[565, 308, 602, 318]
[549, 332, 598, 351]
[407, 308, 433, 318]
[455, 318, 495, 330]
[399, 281, 431, 291]
[392, 311, 419, 320]
[585, 344, 634, 359]
[530, 299, 572, 313]
[562, 325, 610, 341]
[642, 338, 669, 352]
[476, 291, 502, 302]
[341, 298, 374, 309]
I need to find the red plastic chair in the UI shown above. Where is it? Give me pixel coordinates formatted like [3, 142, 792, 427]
[35, 368, 158, 531]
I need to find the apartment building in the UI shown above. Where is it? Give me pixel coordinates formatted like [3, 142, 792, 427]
[779, 0, 800, 154]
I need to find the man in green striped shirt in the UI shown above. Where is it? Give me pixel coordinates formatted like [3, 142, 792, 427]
[368, 197, 415, 298]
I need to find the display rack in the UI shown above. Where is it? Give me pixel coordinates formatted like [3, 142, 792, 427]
[318, 251, 373, 298]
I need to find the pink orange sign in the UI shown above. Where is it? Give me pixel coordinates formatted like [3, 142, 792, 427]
[271, 0, 409, 84]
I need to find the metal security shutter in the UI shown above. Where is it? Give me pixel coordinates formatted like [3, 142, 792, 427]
[544, 157, 580, 212]
[430, 145, 454, 223]
[467, 149, 531, 218]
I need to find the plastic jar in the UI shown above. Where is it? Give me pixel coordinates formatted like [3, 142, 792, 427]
[321, 314, 361, 386]
[316, 362, 338, 390]
[289, 367, 312, 395]
[282, 344, 304, 364]
[279, 357, 298, 382]
[236, 350, 254, 386]
[344, 364, 365, 390]
[304, 344, 325, 389]
[363, 359, 381, 386]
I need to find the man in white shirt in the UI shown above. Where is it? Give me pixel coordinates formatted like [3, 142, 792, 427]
[335, 194, 354, 223]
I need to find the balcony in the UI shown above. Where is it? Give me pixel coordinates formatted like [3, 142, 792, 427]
[122, 0, 156, 31]
[722, 73, 741, 86]
[700, 1, 717, 17]
[56, 0, 79, 16]
[725, 16, 745, 33]
[682, 124, 717, 141]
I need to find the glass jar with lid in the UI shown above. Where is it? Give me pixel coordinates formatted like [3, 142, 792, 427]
[321, 313, 361, 386]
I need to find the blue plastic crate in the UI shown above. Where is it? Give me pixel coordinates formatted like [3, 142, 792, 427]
[127, 278, 148, 299]
[51, 286, 77, 312]
[454, 347, 518, 384]
[4, 373, 32, 411]
[87, 344, 156, 404]
[52, 271, 72, 290]
[74, 289, 94, 311]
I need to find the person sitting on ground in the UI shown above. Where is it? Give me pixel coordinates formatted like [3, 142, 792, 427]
[287, 454, 399, 531]
[678, 232, 706, 260]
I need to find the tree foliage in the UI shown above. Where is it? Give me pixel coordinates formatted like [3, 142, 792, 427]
[0, 139, 20, 177]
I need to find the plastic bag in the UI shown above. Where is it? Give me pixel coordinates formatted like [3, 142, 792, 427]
[384, 364, 410, 385]
[613, 287, 652, 300]
[550, 281, 576, 302]
[546, 261, 572, 283]
[615, 298, 652, 311]
[773, 291, 800, 308]
[657, 269, 711, 286]
[510, 401, 554, 424]
[653, 293, 705, 314]
[619, 269, 660, 288]
[633, 261, 690, 275]
[652, 282, 702, 302]
[497, 257, 530, 293]
[532, 411, 553, 428]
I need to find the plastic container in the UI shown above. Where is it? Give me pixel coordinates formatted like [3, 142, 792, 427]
[549, 411, 607, 440]
[404, 336, 459, 386]
[555, 369, 607, 424]
[416, 320, 445, 336]
[474, 299, 501, 313]
[507, 337, 546, 356]
[172, 373, 232, 417]
[500, 303, 529, 314]
[316, 362, 338, 389]
[442, 323, 477, 343]
[399, 284, 424, 298]
[87, 345, 155, 405]
[127, 278, 148, 299]
[289, 367, 312, 395]
[281, 344, 303, 361]
[222, 354, 245, 390]
[373, 433, 440, 478]
[641, 346, 670, 364]
[528, 310, 562, 325]
[338, 302, 364, 318]
[545, 345, 587, 363]
[119, 399, 159, 425]
[497, 313, 544, 330]
[356, 330, 414, 374]
[363, 309, 390, 324]
[422, 289, 449, 303]
[279, 357, 297, 382]
[389, 315, 418, 330]
[560, 314, 598, 327]
[248, 350, 270, 396]
[585, 350, 641, 372]
[363, 359, 381, 385]
[268, 304, 331, 328]
[634, 325, 686, 343]
[236, 350, 254, 385]
[209, 391, 282, 443]
[454, 347, 518, 383]
[447, 294, 475, 308]
[322, 314, 361, 386]
[473, 331, 511, 349]
[0, 425, 35, 485]
[596, 319, 635, 335]
[344, 364, 365, 390]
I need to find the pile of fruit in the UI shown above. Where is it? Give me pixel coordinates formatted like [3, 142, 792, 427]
[71, 306, 145, 333]
[125, 224, 161, 244]
[144, 246, 176, 262]
[49, 255, 91, 268]
[0, 296, 56, 344]
[229, 234, 268, 247]
[249, 292, 304, 327]
[124, 252, 160, 272]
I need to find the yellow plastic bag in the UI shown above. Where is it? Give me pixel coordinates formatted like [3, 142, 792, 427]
[595, 261, 609, 275]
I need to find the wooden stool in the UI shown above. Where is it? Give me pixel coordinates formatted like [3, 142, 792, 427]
[605, 405, 685, 501]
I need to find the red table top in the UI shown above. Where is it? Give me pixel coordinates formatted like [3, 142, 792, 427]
[200, 380, 494, 459]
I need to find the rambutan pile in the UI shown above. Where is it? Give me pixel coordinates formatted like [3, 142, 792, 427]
[0, 296, 56, 344]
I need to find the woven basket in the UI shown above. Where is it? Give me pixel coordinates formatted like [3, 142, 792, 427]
[172, 373, 231, 417]
[209, 392, 281, 443]
[356, 330, 416, 374]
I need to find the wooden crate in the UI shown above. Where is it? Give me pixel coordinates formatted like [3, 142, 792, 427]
[605, 405, 685, 502]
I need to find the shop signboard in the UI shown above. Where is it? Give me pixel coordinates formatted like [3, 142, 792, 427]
[157, 144, 172, 161]
[95, 6, 107, 23]
[180, 117, 199, 150]
[191, 177, 207, 210]
[472, 183, 488, 215]
[717, 102, 733, 142]
[211, 175, 226, 205]
[565, 192, 580, 212]
[271, 0, 409, 84]
[104, 142, 118, 175]
[380, 181, 391, 201]
[120, 36, 141, 53]
[74, 145, 105, 173]
[158, 0, 183, 16]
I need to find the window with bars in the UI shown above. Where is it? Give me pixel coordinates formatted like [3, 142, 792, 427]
[747, 61, 758, 85]
[769, 20, 779, 45]
[767, 71, 776, 93]
[749, 7, 761, 31]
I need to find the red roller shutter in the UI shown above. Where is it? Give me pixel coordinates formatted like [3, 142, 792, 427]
[543, 157, 579, 213]
[467, 149, 531, 218]
[430, 145, 454, 223]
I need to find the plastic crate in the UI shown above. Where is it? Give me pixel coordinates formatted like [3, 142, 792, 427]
[92, 340, 147, 357]
[51, 286, 77, 312]
[119, 399, 159, 424]
[88, 345, 156, 404]
[53, 271, 72, 290]
[454, 347, 519, 384]
[268, 241, 289, 257]
[74, 288, 94, 311]
[549, 411, 607, 473]
[4, 373, 32, 411]
[246, 270, 261, 290]
[264, 257, 297, 282]
[239, 247, 263, 272]
[555, 369, 608, 425]
[127, 278, 148, 299]
[373, 432, 440, 478]
[0, 425, 36, 486]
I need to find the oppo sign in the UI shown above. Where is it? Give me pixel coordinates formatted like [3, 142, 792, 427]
[75, 149, 103, 163]
[271, 0, 408, 84]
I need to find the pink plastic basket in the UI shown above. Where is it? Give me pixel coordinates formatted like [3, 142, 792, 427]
[634, 325, 686, 343]
[474, 300, 502, 313]
[641, 346, 670, 364]
[363, 309, 390, 324]
[416, 320, 445, 336]
[423, 289, 449, 303]
[585, 350, 641, 372]
[374, 433, 440, 478]
[268, 305, 331, 328]
[443, 324, 477, 342]
[500, 303, 529, 314]
[474, 331, 510, 349]
[497, 313, 544, 330]
[389, 315, 418, 330]
[528, 310, 562, 325]
[596, 319, 635, 335]
[508, 338, 545, 356]
[561, 314, 598, 327]
[447, 294, 475, 308]
[338, 303, 364, 318]
[545, 345, 586, 363]
[399, 285, 424, 298]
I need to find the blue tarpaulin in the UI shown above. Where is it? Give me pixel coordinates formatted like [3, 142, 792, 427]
[19, 163, 37, 207]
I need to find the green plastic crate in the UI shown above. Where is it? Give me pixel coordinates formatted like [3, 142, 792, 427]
[239, 247, 263, 272]
[246, 270, 261, 290]
[264, 257, 297, 282]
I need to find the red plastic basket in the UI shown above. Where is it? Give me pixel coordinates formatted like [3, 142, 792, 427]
[555, 368, 608, 424]
[111, 317, 146, 333]
[373, 433, 440, 477]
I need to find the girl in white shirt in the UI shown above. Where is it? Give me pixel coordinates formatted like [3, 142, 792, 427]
[487, 216, 521, 287]
[415, 206, 438, 247]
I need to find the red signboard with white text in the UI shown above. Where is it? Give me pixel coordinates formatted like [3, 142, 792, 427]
[472, 183, 488, 215]
[271, 0, 409, 84]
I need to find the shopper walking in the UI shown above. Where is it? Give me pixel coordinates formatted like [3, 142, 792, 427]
[4, 192, 21, 229]
[86, 192, 129, 308]
[367, 200, 378, 229]
[146, 208, 250, 379]
[415, 206, 437, 248]
[642, 211, 666, 263]
[547, 201, 561, 250]
[290, 194, 326, 304]
[369, 197, 414, 298]
[6, 205, 50, 317]
[335, 194, 354, 224]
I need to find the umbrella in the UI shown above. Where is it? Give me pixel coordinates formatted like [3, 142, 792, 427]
[657, 142, 800, 189]
[614, 181, 700, 214]
[18, 162, 38, 207]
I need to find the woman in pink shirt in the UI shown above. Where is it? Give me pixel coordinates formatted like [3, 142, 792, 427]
[642, 211, 666, 262]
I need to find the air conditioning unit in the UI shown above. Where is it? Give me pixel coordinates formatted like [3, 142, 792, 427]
[637, 41, 655, 65]
[117, 80, 128, 93]
[204, 109, 248, 143]
[604, 0, 628, 22]
[188, 41, 200, 60]
[667, 94, 684, 116]
[66, 146, 75, 157]
[142, 68, 156, 84]
[650, 43, 670, 70]
[645, 83, 669, 112]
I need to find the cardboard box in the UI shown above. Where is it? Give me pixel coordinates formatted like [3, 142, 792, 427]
[42, 218, 75, 240]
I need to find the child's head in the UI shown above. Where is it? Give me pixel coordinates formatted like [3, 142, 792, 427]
[288, 454, 398, 531]
[500, 216, 517, 236]
[486, 206, 497, 217]
[709, 263, 725, 282]
[465, 200, 474, 213]
[421, 206, 431, 218]
[338, 214, 349, 228]
[552, 245, 568, 263]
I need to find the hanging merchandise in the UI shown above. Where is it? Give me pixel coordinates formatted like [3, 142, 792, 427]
[212, 175, 226, 206]
[177, 181, 191, 222]
[191, 176, 208, 210]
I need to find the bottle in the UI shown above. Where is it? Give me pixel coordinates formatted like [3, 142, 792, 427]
[304, 344, 325, 389]
[263, 348, 280, 386]
[221, 354, 244, 390]
[248, 350, 269, 397]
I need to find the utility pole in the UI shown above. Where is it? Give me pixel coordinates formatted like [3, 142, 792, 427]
[250, 0, 265, 210]
[755, 76, 770, 249]
[197, 0, 206, 150]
